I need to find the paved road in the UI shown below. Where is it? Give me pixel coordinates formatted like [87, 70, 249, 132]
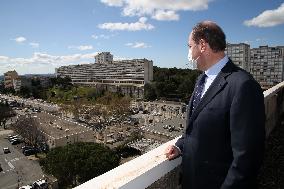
[0, 130, 44, 189]
[0, 94, 59, 112]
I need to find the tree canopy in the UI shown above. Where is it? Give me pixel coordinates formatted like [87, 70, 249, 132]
[11, 116, 46, 147]
[0, 102, 15, 129]
[144, 66, 201, 102]
[40, 142, 120, 188]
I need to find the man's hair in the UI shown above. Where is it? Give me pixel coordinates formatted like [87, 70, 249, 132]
[192, 21, 226, 52]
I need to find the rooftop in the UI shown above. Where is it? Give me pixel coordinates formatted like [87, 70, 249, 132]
[33, 112, 91, 139]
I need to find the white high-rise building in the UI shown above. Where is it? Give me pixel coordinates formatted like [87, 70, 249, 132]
[56, 53, 153, 98]
[95, 52, 113, 63]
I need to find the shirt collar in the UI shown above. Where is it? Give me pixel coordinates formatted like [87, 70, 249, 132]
[205, 55, 229, 78]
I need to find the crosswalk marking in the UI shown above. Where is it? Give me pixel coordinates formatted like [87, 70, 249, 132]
[8, 162, 15, 169]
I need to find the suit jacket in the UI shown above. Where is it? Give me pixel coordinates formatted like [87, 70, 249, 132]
[175, 60, 265, 189]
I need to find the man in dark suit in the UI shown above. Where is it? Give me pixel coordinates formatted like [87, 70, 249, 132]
[165, 21, 265, 189]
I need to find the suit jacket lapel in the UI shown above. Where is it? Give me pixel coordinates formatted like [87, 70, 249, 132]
[187, 60, 235, 131]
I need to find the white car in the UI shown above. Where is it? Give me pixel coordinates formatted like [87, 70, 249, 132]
[3, 147, 10, 154]
[33, 179, 48, 189]
[19, 185, 33, 189]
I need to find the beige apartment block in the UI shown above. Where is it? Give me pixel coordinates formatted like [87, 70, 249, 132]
[4, 70, 21, 91]
[95, 52, 113, 63]
[226, 43, 250, 72]
[56, 52, 153, 98]
[250, 46, 284, 89]
[226, 44, 284, 89]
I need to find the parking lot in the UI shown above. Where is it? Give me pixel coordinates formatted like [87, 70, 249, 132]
[0, 130, 44, 189]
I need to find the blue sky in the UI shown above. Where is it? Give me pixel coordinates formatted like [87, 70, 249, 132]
[0, 0, 284, 75]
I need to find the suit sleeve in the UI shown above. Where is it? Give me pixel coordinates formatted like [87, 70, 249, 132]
[175, 102, 191, 153]
[175, 134, 185, 153]
[221, 79, 265, 189]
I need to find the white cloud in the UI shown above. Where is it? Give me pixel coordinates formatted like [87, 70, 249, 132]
[101, 0, 123, 6]
[243, 40, 252, 45]
[12, 37, 41, 48]
[68, 45, 93, 51]
[113, 55, 132, 61]
[125, 42, 151, 48]
[78, 46, 93, 51]
[91, 35, 100, 39]
[91, 34, 116, 39]
[100, 0, 211, 21]
[244, 3, 284, 27]
[0, 56, 9, 63]
[256, 38, 267, 42]
[152, 10, 179, 21]
[98, 17, 154, 31]
[81, 52, 99, 59]
[29, 42, 39, 48]
[13, 36, 27, 43]
[0, 52, 99, 75]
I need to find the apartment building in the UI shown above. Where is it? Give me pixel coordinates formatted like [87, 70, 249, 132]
[250, 46, 284, 89]
[4, 70, 21, 91]
[226, 44, 284, 89]
[56, 53, 153, 98]
[95, 52, 113, 63]
[226, 43, 250, 72]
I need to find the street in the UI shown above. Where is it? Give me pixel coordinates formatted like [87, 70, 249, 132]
[0, 130, 44, 189]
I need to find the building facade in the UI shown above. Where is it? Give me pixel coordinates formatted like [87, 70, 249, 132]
[226, 44, 284, 89]
[250, 46, 284, 89]
[226, 43, 250, 72]
[95, 52, 113, 63]
[4, 70, 21, 91]
[56, 53, 153, 98]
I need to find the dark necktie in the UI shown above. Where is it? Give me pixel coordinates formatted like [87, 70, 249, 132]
[192, 73, 207, 112]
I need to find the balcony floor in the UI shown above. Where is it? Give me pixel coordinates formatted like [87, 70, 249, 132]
[258, 116, 284, 189]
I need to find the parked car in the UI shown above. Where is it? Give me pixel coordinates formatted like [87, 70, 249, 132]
[19, 185, 33, 189]
[3, 147, 11, 154]
[10, 139, 22, 145]
[8, 135, 23, 142]
[39, 143, 49, 153]
[23, 148, 38, 156]
[32, 179, 48, 189]
[22, 146, 35, 152]
[0, 164, 3, 172]
[8, 135, 19, 141]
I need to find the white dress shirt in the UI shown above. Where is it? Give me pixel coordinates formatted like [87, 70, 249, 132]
[201, 55, 229, 98]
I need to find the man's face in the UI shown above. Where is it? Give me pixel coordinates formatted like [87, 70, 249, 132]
[188, 32, 197, 55]
[188, 32, 201, 68]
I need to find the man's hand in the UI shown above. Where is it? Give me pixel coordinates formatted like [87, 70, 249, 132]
[165, 145, 181, 160]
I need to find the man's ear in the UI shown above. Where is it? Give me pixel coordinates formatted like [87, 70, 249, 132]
[199, 39, 207, 53]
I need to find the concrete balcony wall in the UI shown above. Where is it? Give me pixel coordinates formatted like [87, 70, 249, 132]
[74, 138, 182, 189]
[75, 81, 284, 189]
[263, 81, 284, 137]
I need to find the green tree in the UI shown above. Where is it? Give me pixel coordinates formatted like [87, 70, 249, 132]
[145, 66, 200, 102]
[144, 83, 157, 101]
[18, 86, 31, 98]
[0, 102, 15, 129]
[50, 76, 73, 90]
[0, 82, 5, 93]
[2, 87, 15, 95]
[40, 142, 120, 188]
